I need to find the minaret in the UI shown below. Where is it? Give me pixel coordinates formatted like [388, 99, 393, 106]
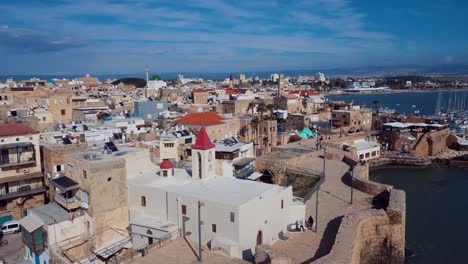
[191, 127, 216, 180]
[145, 66, 149, 99]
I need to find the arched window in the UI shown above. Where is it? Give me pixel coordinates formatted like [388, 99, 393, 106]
[198, 152, 202, 179]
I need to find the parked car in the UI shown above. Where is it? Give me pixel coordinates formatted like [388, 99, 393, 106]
[0, 220, 20, 234]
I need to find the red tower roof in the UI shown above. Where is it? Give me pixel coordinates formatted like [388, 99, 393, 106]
[160, 159, 174, 170]
[192, 127, 215, 150]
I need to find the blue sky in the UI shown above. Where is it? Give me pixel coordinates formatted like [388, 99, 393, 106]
[0, 0, 467, 75]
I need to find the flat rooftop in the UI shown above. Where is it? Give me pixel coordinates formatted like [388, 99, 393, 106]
[28, 203, 69, 225]
[353, 140, 379, 151]
[129, 169, 284, 207]
[68, 146, 146, 164]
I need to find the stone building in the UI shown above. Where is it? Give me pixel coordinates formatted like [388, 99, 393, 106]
[159, 88, 187, 104]
[277, 94, 303, 114]
[0, 90, 12, 106]
[8, 87, 73, 125]
[40, 142, 86, 203]
[254, 119, 278, 155]
[217, 99, 255, 117]
[331, 108, 372, 133]
[381, 122, 450, 157]
[193, 89, 210, 105]
[40, 147, 153, 263]
[0, 123, 45, 220]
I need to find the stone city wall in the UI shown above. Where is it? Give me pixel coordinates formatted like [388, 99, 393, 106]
[312, 189, 406, 264]
[312, 151, 406, 264]
[369, 156, 432, 168]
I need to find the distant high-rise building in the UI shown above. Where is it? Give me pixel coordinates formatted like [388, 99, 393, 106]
[315, 72, 326, 82]
[239, 74, 246, 84]
[271, 73, 280, 82]
[278, 74, 285, 95]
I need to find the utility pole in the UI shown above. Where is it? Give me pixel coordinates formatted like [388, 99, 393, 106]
[350, 168, 354, 204]
[198, 201, 204, 262]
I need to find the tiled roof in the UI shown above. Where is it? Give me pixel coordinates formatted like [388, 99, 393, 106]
[0, 123, 39, 137]
[225, 89, 238, 95]
[192, 127, 215, 150]
[281, 93, 299, 99]
[177, 112, 224, 126]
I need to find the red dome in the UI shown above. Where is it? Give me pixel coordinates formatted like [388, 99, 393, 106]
[160, 159, 174, 170]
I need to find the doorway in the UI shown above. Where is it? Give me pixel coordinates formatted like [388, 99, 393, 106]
[146, 229, 153, 245]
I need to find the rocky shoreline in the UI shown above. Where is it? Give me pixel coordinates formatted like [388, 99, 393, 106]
[369, 150, 468, 171]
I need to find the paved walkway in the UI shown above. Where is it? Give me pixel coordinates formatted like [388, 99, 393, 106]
[0, 232, 25, 264]
[271, 157, 374, 264]
[132, 238, 250, 264]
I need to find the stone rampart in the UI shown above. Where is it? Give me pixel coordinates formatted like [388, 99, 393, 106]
[311, 151, 406, 264]
[312, 189, 406, 264]
[369, 156, 431, 168]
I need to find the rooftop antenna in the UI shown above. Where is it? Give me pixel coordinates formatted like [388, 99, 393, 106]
[145, 66, 149, 99]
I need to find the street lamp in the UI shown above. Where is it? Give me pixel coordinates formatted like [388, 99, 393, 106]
[198, 201, 205, 262]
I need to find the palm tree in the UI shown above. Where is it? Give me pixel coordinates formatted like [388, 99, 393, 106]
[266, 103, 275, 119]
[251, 117, 260, 154]
[256, 102, 267, 120]
[247, 101, 256, 115]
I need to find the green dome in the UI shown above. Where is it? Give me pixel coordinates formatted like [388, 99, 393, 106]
[151, 74, 161, 81]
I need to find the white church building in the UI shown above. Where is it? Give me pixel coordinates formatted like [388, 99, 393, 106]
[127, 128, 305, 259]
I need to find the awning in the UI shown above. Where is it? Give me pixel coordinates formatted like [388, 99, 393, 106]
[247, 172, 263, 181]
[51, 176, 79, 191]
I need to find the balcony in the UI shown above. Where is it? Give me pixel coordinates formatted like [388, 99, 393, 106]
[0, 142, 37, 171]
[55, 193, 81, 210]
[0, 159, 36, 171]
[50, 176, 87, 211]
[0, 186, 46, 201]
